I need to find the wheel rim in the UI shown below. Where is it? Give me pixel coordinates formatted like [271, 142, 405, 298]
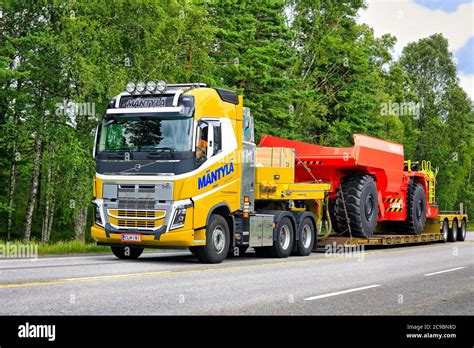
[452, 223, 457, 240]
[279, 225, 291, 250]
[443, 222, 448, 240]
[212, 226, 226, 254]
[301, 224, 312, 249]
[462, 222, 466, 239]
[365, 194, 375, 220]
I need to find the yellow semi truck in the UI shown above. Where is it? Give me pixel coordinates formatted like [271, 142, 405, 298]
[91, 81, 330, 263]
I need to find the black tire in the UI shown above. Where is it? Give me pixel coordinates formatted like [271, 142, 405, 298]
[405, 182, 426, 235]
[295, 217, 315, 256]
[268, 217, 294, 258]
[228, 246, 249, 257]
[253, 247, 269, 257]
[196, 214, 230, 263]
[448, 220, 458, 242]
[457, 219, 467, 242]
[188, 246, 199, 256]
[441, 220, 449, 243]
[111, 246, 144, 259]
[335, 175, 378, 238]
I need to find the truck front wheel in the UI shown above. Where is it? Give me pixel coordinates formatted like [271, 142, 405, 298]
[111, 246, 144, 259]
[196, 214, 230, 263]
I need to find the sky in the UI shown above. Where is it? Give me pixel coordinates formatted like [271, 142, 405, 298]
[358, 0, 474, 99]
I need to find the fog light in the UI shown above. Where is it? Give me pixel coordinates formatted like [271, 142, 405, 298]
[156, 80, 167, 93]
[146, 81, 156, 92]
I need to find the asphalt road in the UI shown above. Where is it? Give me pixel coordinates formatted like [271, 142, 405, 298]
[0, 234, 473, 315]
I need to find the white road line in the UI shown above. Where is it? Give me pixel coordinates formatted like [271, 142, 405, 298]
[304, 284, 381, 301]
[424, 267, 466, 277]
[62, 271, 171, 281]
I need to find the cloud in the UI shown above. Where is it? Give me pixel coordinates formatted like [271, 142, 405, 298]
[414, 0, 473, 13]
[459, 74, 474, 100]
[358, 0, 474, 99]
[456, 36, 474, 74]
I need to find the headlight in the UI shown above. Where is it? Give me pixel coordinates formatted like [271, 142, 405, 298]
[171, 207, 187, 230]
[125, 82, 136, 93]
[136, 81, 146, 93]
[94, 203, 104, 226]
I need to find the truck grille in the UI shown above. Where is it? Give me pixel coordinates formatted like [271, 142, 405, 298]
[107, 209, 166, 230]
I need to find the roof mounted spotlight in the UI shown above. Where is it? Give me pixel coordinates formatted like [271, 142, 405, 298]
[125, 82, 136, 93]
[156, 80, 167, 93]
[136, 81, 146, 93]
[146, 81, 156, 92]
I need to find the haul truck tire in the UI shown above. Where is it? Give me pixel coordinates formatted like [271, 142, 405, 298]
[442, 220, 449, 242]
[405, 182, 426, 235]
[111, 246, 144, 259]
[457, 219, 467, 242]
[268, 217, 294, 258]
[335, 175, 378, 239]
[448, 220, 458, 242]
[295, 217, 315, 256]
[196, 214, 230, 263]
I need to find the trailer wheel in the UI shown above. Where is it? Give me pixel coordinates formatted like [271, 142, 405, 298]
[335, 175, 378, 239]
[441, 220, 449, 242]
[405, 183, 426, 235]
[268, 217, 294, 258]
[448, 220, 458, 242]
[196, 214, 230, 263]
[295, 217, 315, 256]
[111, 246, 143, 259]
[457, 219, 467, 242]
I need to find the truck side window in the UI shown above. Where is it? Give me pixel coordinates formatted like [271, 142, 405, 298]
[196, 123, 208, 160]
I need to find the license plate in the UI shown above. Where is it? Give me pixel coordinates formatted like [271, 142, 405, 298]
[121, 233, 142, 243]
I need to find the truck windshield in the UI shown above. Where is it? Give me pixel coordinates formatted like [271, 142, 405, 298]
[98, 116, 193, 152]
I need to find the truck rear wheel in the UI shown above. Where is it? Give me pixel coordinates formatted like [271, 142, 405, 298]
[448, 220, 458, 242]
[111, 246, 144, 259]
[457, 220, 467, 242]
[268, 217, 294, 258]
[335, 175, 378, 239]
[196, 214, 230, 263]
[295, 217, 315, 256]
[405, 182, 426, 235]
